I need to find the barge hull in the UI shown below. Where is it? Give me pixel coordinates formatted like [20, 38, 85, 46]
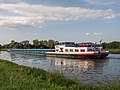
[46, 53, 109, 59]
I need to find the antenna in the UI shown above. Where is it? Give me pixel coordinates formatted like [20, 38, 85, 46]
[100, 39, 103, 45]
[100, 39, 103, 42]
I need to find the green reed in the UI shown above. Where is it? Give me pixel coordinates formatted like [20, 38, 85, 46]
[109, 49, 120, 54]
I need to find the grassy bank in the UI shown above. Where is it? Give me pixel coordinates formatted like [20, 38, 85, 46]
[109, 49, 120, 54]
[0, 60, 120, 90]
[0, 48, 8, 51]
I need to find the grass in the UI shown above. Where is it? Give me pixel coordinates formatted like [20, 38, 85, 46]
[109, 49, 120, 54]
[0, 48, 8, 51]
[0, 59, 120, 90]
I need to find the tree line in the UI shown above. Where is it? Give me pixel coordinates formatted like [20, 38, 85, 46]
[0, 40, 120, 49]
[102, 41, 120, 49]
[0, 39, 58, 49]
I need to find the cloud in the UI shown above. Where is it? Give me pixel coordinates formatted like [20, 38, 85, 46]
[84, 0, 118, 5]
[0, 0, 22, 3]
[33, 33, 39, 36]
[0, 15, 44, 29]
[85, 33, 90, 36]
[93, 33, 102, 36]
[0, 3, 118, 29]
[26, 32, 30, 35]
[85, 32, 103, 36]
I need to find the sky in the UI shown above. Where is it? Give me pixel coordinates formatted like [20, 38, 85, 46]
[0, 0, 120, 44]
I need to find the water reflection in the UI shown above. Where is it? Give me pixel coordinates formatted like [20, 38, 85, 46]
[0, 51, 120, 84]
[46, 57, 109, 84]
[47, 57, 94, 72]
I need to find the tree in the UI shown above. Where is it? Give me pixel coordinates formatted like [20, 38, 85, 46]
[21, 40, 30, 49]
[0, 40, 56, 49]
[9, 40, 16, 48]
[101, 42, 107, 49]
[0, 44, 2, 50]
[33, 39, 39, 48]
[102, 41, 120, 49]
[48, 40, 55, 48]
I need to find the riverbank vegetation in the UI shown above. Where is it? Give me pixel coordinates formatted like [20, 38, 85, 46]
[102, 41, 120, 54]
[0, 59, 120, 90]
[0, 40, 120, 53]
[108, 49, 120, 54]
[0, 39, 56, 50]
[102, 41, 120, 49]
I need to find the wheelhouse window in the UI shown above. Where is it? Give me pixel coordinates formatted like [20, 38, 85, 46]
[75, 49, 79, 52]
[70, 49, 73, 52]
[80, 49, 85, 52]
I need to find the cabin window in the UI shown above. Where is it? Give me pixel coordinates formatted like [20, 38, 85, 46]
[87, 49, 93, 52]
[80, 49, 85, 52]
[56, 49, 59, 52]
[75, 49, 79, 52]
[65, 49, 68, 52]
[70, 49, 73, 52]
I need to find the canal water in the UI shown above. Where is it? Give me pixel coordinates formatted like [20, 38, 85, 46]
[0, 51, 120, 84]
